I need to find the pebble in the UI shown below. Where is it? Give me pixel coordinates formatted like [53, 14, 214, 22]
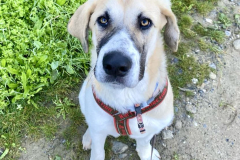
[192, 78, 198, 84]
[195, 49, 200, 53]
[209, 63, 216, 70]
[172, 57, 179, 64]
[119, 153, 128, 159]
[186, 103, 197, 114]
[225, 30, 231, 37]
[162, 130, 174, 139]
[233, 39, 240, 50]
[175, 120, 183, 130]
[112, 141, 129, 154]
[209, 72, 217, 80]
[178, 68, 183, 74]
[161, 142, 167, 148]
[205, 18, 213, 24]
[193, 121, 198, 127]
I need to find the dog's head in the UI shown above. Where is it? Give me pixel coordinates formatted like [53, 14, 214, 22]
[68, 0, 179, 88]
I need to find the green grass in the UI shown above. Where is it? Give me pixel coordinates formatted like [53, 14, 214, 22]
[0, 0, 226, 159]
[0, 0, 89, 111]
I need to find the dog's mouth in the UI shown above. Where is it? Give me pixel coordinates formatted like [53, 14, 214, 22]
[96, 74, 132, 88]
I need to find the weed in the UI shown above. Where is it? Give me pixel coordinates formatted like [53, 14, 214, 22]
[179, 15, 193, 29]
[54, 97, 75, 119]
[217, 13, 232, 29]
[172, 152, 179, 160]
[193, 24, 225, 43]
[168, 42, 210, 98]
[235, 14, 240, 25]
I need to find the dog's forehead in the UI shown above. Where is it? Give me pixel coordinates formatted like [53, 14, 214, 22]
[94, 0, 160, 18]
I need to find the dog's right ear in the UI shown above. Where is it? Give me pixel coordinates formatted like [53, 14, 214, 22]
[68, 1, 96, 53]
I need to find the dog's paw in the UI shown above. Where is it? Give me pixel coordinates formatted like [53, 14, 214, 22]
[82, 132, 92, 150]
[151, 148, 161, 160]
[137, 148, 161, 160]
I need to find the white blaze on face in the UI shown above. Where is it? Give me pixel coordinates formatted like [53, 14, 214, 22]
[95, 30, 141, 88]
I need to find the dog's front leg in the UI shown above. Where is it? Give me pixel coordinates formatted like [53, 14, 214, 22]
[136, 135, 160, 160]
[90, 131, 107, 160]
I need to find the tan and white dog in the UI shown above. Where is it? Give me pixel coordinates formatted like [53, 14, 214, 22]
[68, 0, 179, 159]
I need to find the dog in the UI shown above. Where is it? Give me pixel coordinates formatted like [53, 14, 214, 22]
[68, 0, 179, 159]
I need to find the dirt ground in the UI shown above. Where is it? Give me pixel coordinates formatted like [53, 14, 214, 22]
[19, 0, 240, 160]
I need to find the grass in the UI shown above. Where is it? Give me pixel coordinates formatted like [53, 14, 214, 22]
[0, 0, 226, 159]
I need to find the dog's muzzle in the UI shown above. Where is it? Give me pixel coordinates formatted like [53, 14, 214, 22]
[103, 51, 132, 78]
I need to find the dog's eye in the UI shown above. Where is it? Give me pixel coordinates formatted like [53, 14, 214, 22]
[140, 18, 152, 30]
[97, 16, 109, 27]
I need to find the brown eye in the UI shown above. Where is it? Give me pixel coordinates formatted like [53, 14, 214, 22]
[97, 16, 109, 27]
[140, 18, 152, 30]
[141, 19, 150, 26]
[100, 17, 108, 24]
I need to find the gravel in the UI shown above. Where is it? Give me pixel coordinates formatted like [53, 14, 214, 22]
[186, 103, 197, 114]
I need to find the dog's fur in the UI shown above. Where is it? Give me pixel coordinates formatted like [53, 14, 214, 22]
[68, 0, 179, 159]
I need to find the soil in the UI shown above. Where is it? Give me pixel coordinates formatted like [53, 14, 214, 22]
[19, 0, 240, 160]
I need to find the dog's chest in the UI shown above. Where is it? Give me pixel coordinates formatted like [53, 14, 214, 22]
[79, 80, 173, 138]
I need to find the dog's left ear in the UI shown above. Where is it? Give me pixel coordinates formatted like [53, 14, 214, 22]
[67, 1, 96, 53]
[160, 7, 180, 52]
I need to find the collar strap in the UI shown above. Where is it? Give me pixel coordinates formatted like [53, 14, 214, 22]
[92, 79, 168, 136]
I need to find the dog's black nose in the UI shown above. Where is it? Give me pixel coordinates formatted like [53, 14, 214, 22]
[103, 52, 132, 77]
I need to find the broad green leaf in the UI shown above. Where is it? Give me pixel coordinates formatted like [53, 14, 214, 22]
[12, 95, 23, 103]
[34, 41, 42, 49]
[51, 61, 59, 70]
[66, 65, 75, 74]
[34, 19, 43, 29]
[0, 148, 9, 160]
[56, 0, 66, 6]
[50, 69, 59, 83]
[7, 67, 18, 75]
[27, 69, 32, 77]
[1, 59, 6, 67]
[8, 83, 18, 89]
[21, 72, 27, 90]
[38, 55, 48, 63]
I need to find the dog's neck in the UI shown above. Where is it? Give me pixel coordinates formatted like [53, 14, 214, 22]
[91, 44, 168, 113]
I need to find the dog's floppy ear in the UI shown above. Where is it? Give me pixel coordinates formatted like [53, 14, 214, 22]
[160, 7, 180, 52]
[67, 1, 96, 53]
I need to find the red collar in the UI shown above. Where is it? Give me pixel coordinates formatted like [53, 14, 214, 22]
[92, 80, 168, 136]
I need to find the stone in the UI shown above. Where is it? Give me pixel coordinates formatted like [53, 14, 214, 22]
[195, 49, 200, 53]
[162, 130, 174, 139]
[186, 103, 197, 114]
[205, 18, 213, 24]
[192, 78, 198, 84]
[112, 141, 128, 154]
[209, 72, 217, 80]
[193, 121, 198, 127]
[119, 153, 128, 159]
[225, 30, 231, 37]
[175, 120, 183, 130]
[233, 39, 240, 50]
[209, 63, 216, 70]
